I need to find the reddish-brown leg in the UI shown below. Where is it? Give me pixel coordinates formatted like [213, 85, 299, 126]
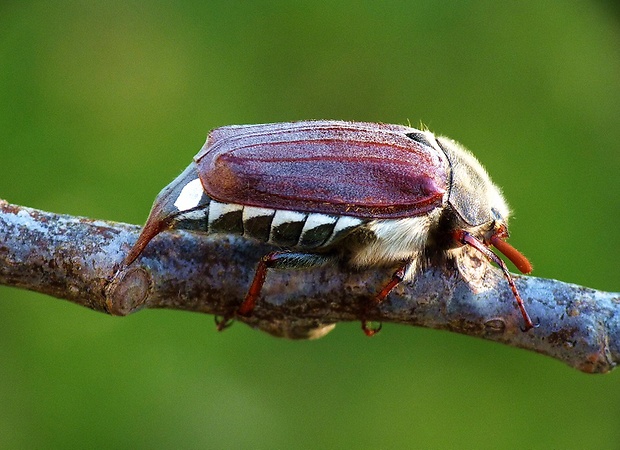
[237, 252, 278, 317]
[452, 230, 536, 331]
[216, 251, 334, 331]
[362, 263, 411, 337]
[215, 252, 278, 331]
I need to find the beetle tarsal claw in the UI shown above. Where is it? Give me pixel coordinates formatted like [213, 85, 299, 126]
[520, 316, 541, 332]
[214, 315, 234, 331]
[362, 320, 382, 337]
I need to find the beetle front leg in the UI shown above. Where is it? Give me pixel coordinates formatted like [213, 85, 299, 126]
[216, 251, 335, 331]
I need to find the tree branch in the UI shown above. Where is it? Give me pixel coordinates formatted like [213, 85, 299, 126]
[0, 199, 618, 373]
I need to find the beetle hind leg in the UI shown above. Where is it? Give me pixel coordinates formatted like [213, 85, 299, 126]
[213, 251, 337, 332]
[215, 315, 234, 332]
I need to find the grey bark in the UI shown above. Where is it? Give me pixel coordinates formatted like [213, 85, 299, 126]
[0, 199, 618, 373]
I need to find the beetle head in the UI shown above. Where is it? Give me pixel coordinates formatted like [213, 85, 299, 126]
[435, 136, 532, 274]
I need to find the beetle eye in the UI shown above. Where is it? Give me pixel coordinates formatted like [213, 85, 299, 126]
[405, 132, 434, 148]
[490, 207, 503, 221]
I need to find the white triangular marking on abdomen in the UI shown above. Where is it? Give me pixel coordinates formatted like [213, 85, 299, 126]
[173, 178, 204, 211]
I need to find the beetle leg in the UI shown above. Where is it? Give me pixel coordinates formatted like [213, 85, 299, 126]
[452, 230, 537, 331]
[362, 261, 414, 337]
[215, 315, 234, 332]
[236, 251, 335, 317]
[375, 263, 409, 303]
[361, 321, 382, 337]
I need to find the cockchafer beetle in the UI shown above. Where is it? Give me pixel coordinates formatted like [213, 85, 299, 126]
[122, 120, 535, 335]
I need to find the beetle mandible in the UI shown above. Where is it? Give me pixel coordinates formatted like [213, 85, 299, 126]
[121, 120, 535, 334]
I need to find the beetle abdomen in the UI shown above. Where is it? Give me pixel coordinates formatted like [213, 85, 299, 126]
[173, 190, 365, 250]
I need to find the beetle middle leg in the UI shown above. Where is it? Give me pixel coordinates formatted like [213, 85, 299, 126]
[362, 260, 415, 337]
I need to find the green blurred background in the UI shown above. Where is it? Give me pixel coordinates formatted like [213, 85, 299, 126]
[1, 1, 619, 448]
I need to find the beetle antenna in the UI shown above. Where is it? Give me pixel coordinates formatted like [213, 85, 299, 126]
[490, 235, 533, 274]
[452, 230, 536, 331]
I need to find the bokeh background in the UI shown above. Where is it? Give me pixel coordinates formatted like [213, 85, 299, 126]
[1, 1, 619, 448]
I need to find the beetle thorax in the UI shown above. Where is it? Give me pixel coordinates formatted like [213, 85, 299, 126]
[347, 209, 441, 274]
[436, 136, 509, 228]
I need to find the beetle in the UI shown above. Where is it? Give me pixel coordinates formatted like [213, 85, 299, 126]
[122, 120, 535, 335]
